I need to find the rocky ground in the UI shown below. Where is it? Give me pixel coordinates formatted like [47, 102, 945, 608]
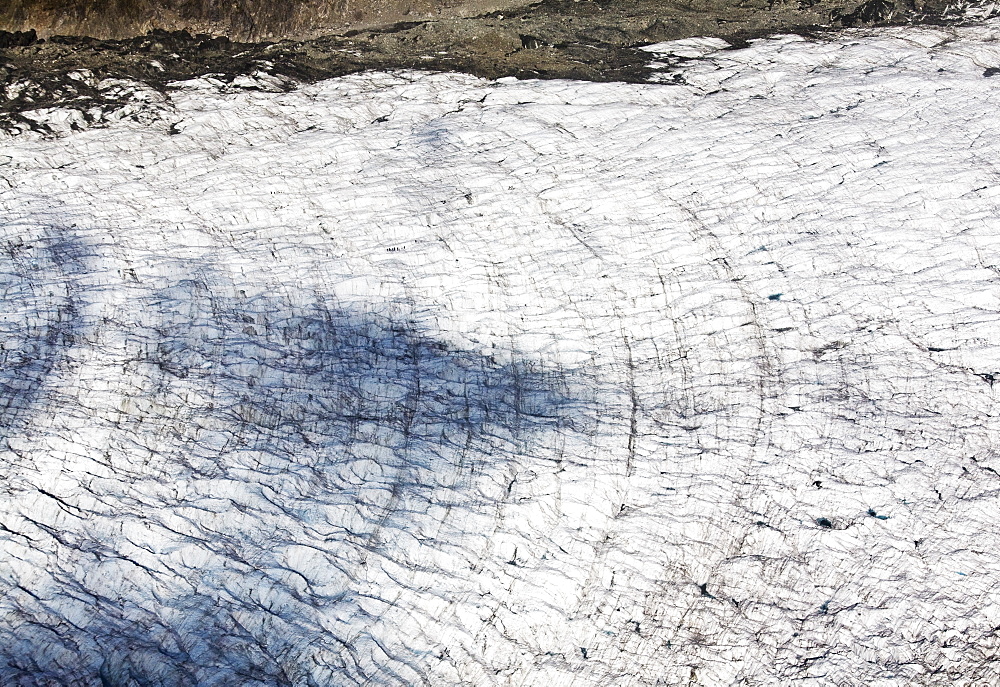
[2, 0, 994, 133]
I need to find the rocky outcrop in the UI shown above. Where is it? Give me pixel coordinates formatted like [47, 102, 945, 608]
[0, 0, 967, 44]
[0, 0, 528, 41]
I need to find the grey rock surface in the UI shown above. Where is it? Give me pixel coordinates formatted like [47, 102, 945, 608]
[0, 0, 526, 41]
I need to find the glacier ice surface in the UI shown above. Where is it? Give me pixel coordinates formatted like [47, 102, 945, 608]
[2, 20, 1000, 687]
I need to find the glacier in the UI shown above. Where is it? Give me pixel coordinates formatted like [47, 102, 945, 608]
[2, 20, 1000, 686]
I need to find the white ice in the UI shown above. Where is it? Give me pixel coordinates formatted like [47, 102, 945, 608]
[2, 20, 1000, 686]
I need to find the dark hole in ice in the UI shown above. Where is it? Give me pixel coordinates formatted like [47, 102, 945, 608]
[816, 517, 834, 528]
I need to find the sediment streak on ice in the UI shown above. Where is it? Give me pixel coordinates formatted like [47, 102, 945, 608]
[2, 21, 1000, 687]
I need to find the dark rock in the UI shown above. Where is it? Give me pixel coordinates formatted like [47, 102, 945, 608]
[0, 29, 37, 50]
[832, 0, 895, 26]
[520, 34, 543, 49]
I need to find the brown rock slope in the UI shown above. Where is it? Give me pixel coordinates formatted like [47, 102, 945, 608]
[0, 0, 526, 41]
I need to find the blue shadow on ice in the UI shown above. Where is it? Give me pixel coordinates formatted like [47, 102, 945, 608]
[146, 278, 581, 475]
[0, 232, 84, 441]
[0, 269, 595, 686]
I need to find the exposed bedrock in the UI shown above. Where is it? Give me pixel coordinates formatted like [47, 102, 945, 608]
[0, 0, 963, 44]
[0, 0, 529, 41]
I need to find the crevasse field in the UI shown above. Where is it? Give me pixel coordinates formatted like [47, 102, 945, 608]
[2, 20, 1000, 686]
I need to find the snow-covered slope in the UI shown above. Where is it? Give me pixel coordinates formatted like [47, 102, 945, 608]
[2, 21, 1000, 686]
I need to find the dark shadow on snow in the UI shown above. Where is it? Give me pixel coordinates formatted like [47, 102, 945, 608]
[0, 230, 86, 443]
[0, 268, 595, 686]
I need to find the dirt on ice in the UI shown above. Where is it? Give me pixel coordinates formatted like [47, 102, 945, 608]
[0, 0, 979, 130]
